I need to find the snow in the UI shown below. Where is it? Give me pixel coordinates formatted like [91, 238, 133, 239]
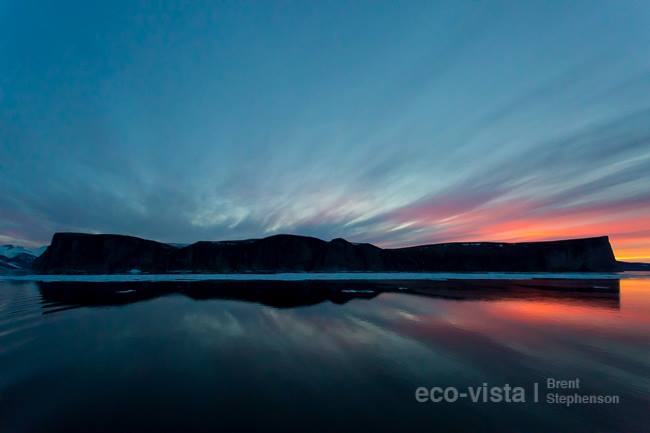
[0, 245, 47, 258]
[1, 271, 649, 282]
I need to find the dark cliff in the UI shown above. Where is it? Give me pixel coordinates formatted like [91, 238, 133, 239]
[382, 237, 618, 272]
[35, 233, 176, 274]
[34, 232, 619, 274]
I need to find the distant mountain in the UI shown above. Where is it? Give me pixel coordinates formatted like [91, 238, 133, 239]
[0, 244, 47, 273]
[0, 252, 39, 273]
[0, 244, 47, 258]
[33, 232, 622, 274]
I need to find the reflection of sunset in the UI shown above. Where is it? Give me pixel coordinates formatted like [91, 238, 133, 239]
[373, 278, 650, 349]
[457, 280, 650, 332]
[482, 300, 618, 324]
[620, 278, 650, 314]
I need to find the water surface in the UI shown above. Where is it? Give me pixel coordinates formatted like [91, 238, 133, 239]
[0, 277, 648, 432]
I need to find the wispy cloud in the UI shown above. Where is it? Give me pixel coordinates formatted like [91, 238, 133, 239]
[1, 1, 649, 261]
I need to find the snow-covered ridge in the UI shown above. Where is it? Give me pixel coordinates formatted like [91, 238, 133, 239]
[0, 244, 47, 258]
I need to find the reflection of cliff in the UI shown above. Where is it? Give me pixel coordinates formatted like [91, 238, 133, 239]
[37, 279, 620, 313]
[34, 232, 619, 274]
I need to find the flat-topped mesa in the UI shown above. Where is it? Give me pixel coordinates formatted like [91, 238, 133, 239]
[34, 233, 177, 274]
[383, 237, 617, 272]
[33, 232, 619, 274]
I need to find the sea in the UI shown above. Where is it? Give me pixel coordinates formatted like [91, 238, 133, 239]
[1, 272, 649, 432]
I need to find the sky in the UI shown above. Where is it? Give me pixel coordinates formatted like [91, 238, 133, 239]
[1, 1, 649, 261]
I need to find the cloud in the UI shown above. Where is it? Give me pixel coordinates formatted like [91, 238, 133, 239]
[1, 1, 649, 262]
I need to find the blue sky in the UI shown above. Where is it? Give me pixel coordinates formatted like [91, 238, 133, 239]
[1, 1, 650, 260]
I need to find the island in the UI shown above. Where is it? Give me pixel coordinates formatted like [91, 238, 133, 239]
[32, 232, 627, 274]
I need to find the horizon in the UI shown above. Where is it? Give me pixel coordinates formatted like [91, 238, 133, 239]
[1, 4, 650, 431]
[2, 1, 650, 262]
[6, 230, 628, 257]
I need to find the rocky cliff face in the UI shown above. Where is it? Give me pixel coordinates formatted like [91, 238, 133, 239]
[382, 237, 618, 272]
[34, 233, 176, 274]
[34, 232, 619, 274]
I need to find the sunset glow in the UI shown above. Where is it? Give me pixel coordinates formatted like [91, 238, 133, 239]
[1, 1, 649, 261]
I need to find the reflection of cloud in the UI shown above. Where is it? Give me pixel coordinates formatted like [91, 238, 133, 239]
[367, 285, 650, 385]
[178, 299, 462, 376]
[183, 310, 245, 339]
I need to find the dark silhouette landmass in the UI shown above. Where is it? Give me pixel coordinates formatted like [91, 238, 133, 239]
[33, 232, 623, 274]
[618, 261, 650, 271]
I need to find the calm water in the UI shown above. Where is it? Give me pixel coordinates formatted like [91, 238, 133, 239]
[0, 277, 649, 432]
